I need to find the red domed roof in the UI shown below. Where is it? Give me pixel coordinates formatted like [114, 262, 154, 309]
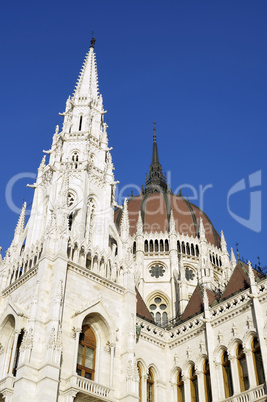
[115, 132, 221, 248]
[115, 192, 220, 247]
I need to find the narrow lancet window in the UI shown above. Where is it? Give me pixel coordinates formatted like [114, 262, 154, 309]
[79, 115, 83, 131]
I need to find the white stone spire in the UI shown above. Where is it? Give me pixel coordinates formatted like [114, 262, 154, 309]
[121, 198, 129, 242]
[199, 217, 206, 242]
[73, 38, 99, 101]
[136, 211, 143, 235]
[14, 202, 27, 238]
[169, 209, 176, 234]
[230, 247, 237, 269]
[220, 230, 227, 252]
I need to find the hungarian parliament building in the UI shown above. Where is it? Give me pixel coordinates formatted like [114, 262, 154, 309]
[0, 38, 266, 402]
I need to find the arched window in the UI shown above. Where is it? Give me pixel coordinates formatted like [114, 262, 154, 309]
[79, 115, 83, 131]
[177, 371, 184, 402]
[12, 329, 24, 377]
[222, 351, 233, 398]
[160, 239, 164, 252]
[177, 241, 181, 253]
[68, 192, 75, 207]
[150, 240, 154, 253]
[182, 242, 185, 254]
[147, 368, 154, 402]
[68, 212, 73, 231]
[77, 325, 96, 380]
[148, 295, 169, 327]
[144, 240, 148, 253]
[86, 252, 91, 269]
[186, 243, 190, 255]
[252, 337, 265, 385]
[137, 362, 142, 402]
[133, 241, 136, 255]
[203, 360, 212, 402]
[237, 344, 249, 391]
[195, 245, 199, 256]
[165, 239, 169, 252]
[190, 365, 198, 402]
[72, 151, 79, 169]
[155, 240, 159, 253]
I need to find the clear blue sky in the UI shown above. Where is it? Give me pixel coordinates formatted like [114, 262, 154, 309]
[0, 0, 266, 266]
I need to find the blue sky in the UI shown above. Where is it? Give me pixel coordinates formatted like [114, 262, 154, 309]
[0, 0, 266, 266]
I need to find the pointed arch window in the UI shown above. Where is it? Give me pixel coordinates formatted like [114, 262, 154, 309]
[177, 371, 184, 402]
[149, 296, 169, 327]
[237, 344, 249, 391]
[12, 329, 24, 377]
[77, 325, 96, 380]
[203, 360, 212, 402]
[79, 115, 83, 131]
[190, 365, 199, 402]
[72, 151, 79, 169]
[68, 192, 75, 207]
[252, 337, 265, 385]
[222, 351, 233, 398]
[147, 368, 154, 402]
[137, 362, 142, 402]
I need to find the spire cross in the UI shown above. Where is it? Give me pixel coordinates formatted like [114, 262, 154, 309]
[236, 242, 240, 261]
[152, 122, 156, 142]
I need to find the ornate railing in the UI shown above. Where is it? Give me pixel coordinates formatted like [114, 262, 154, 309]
[224, 384, 266, 401]
[66, 374, 112, 400]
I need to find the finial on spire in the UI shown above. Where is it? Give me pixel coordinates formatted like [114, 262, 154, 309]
[153, 121, 157, 142]
[90, 32, 96, 49]
[236, 242, 240, 261]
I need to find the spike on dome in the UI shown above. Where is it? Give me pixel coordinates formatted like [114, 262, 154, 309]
[145, 126, 167, 193]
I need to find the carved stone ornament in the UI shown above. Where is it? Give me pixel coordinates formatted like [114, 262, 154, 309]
[246, 316, 253, 329]
[174, 353, 179, 366]
[218, 331, 223, 344]
[186, 346, 191, 359]
[232, 323, 238, 337]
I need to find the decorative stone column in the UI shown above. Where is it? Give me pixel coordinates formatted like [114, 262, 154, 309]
[73, 327, 81, 373]
[228, 353, 241, 395]
[109, 342, 115, 387]
[196, 369, 205, 402]
[183, 375, 190, 401]
[214, 360, 225, 401]
[244, 347, 257, 388]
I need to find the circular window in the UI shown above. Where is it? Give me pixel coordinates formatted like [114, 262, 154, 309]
[154, 297, 162, 304]
[159, 304, 167, 310]
[149, 304, 157, 310]
[185, 267, 195, 281]
[149, 265, 165, 278]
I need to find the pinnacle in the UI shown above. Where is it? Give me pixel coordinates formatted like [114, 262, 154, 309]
[14, 202, 27, 236]
[72, 41, 99, 101]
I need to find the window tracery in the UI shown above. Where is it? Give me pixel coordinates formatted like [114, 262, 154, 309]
[148, 295, 168, 327]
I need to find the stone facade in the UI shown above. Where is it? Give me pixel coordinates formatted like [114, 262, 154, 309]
[0, 39, 267, 402]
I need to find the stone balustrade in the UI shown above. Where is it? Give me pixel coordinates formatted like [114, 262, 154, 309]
[224, 383, 266, 402]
